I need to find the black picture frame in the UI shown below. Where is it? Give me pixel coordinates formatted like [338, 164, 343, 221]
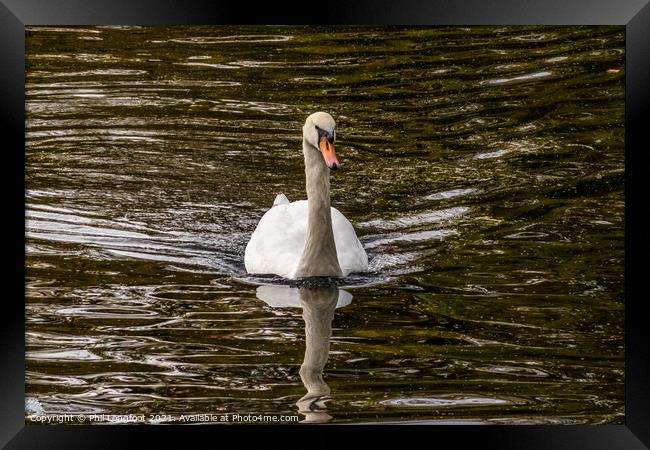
[2, 0, 648, 447]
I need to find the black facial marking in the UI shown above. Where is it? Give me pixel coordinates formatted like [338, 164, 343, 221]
[315, 125, 335, 144]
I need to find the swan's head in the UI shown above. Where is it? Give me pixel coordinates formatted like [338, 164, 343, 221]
[303, 112, 339, 171]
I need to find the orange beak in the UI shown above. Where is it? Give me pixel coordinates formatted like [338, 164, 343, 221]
[319, 136, 339, 171]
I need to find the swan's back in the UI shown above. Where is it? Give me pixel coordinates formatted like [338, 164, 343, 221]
[244, 199, 368, 279]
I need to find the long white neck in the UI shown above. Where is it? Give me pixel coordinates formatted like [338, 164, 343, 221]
[294, 138, 342, 278]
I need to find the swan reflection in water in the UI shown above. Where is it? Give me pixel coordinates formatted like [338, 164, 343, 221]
[256, 283, 352, 423]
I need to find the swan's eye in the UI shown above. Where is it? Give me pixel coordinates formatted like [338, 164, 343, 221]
[315, 126, 334, 144]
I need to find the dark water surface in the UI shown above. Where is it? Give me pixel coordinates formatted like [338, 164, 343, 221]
[25, 26, 625, 424]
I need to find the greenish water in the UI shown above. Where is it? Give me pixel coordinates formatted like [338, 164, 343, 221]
[25, 26, 624, 424]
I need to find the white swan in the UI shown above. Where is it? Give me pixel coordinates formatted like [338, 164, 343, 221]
[244, 112, 368, 279]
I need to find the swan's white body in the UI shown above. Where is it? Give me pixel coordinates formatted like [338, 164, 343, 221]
[244, 112, 368, 279]
[245, 195, 368, 279]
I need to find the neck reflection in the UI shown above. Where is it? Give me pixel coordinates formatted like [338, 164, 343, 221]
[255, 284, 352, 423]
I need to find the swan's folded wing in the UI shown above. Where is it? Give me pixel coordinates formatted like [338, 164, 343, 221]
[244, 200, 308, 279]
[245, 202, 367, 279]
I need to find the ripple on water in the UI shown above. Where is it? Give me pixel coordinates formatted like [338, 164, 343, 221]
[475, 364, 551, 377]
[175, 62, 237, 70]
[364, 229, 457, 249]
[208, 99, 297, 115]
[423, 188, 479, 201]
[55, 305, 160, 319]
[169, 35, 293, 44]
[473, 149, 510, 160]
[41, 69, 148, 78]
[25, 398, 45, 416]
[381, 395, 513, 408]
[481, 71, 553, 85]
[27, 349, 103, 361]
[358, 207, 470, 230]
[27, 27, 102, 34]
